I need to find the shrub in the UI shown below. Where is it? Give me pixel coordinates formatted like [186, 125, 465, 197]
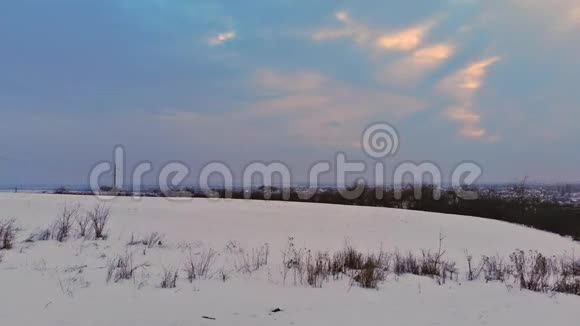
[306, 251, 331, 288]
[302, 245, 391, 289]
[354, 265, 383, 289]
[235, 244, 269, 274]
[438, 261, 458, 284]
[482, 255, 510, 282]
[197, 248, 216, 279]
[281, 237, 307, 286]
[142, 232, 164, 248]
[392, 249, 456, 283]
[342, 245, 365, 270]
[394, 251, 420, 275]
[419, 249, 441, 276]
[25, 228, 52, 242]
[281, 238, 580, 295]
[128, 232, 165, 250]
[106, 253, 149, 283]
[330, 251, 346, 279]
[328, 245, 390, 277]
[52, 204, 79, 242]
[553, 278, 580, 295]
[465, 250, 484, 281]
[0, 218, 19, 250]
[573, 260, 580, 276]
[127, 233, 141, 246]
[160, 267, 179, 288]
[184, 248, 216, 282]
[76, 214, 92, 238]
[353, 254, 386, 289]
[510, 250, 553, 292]
[549, 256, 580, 295]
[561, 257, 580, 277]
[218, 269, 230, 282]
[88, 204, 110, 239]
[184, 255, 197, 283]
[463, 250, 579, 296]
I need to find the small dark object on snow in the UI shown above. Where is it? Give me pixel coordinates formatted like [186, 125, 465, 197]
[271, 308, 282, 313]
[202, 316, 216, 320]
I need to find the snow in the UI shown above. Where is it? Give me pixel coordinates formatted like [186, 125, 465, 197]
[0, 193, 579, 326]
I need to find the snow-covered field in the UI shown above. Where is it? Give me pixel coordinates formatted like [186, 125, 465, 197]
[0, 193, 579, 326]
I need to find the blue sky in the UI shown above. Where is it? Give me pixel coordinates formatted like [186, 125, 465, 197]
[0, 0, 579, 186]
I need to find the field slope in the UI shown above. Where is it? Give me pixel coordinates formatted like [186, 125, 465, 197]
[0, 193, 579, 326]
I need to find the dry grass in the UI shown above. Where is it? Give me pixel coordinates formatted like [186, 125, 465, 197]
[0, 218, 19, 250]
[184, 248, 217, 282]
[235, 243, 269, 274]
[160, 267, 179, 288]
[106, 253, 149, 283]
[76, 213, 92, 239]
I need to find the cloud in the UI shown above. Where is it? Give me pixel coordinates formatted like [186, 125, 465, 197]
[446, 107, 480, 124]
[459, 126, 486, 138]
[311, 11, 371, 44]
[248, 69, 426, 148]
[438, 57, 501, 141]
[488, 0, 580, 33]
[566, 6, 580, 29]
[382, 43, 454, 86]
[312, 10, 433, 52]
[413, 44, 454, 63]
[439, 56, 500, 96]
[208, 31, 236, 45]
[375, 25, 431, 51]
[314, 11, 447, 87]
[159, 109, 271, 148]
[157, 69, 425, 151]
[254, 69, 327, 92]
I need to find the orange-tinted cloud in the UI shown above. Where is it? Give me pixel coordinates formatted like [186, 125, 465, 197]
[375, 25, 431, 51]
[439, 57, 501, 141]
[383, 43, 454, 85]
[312, 10, 433, 52]
[208, 31, 236, 46]
[249, 69, 426, 147]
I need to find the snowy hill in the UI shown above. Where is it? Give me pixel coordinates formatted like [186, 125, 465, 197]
[0, 193, 578, 326]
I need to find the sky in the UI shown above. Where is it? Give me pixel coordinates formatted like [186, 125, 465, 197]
[0, 0, 579, 186]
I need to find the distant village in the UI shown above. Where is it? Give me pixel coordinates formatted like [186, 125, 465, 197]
[478, 183, 580, 206]
[2, 183, 580, 207]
